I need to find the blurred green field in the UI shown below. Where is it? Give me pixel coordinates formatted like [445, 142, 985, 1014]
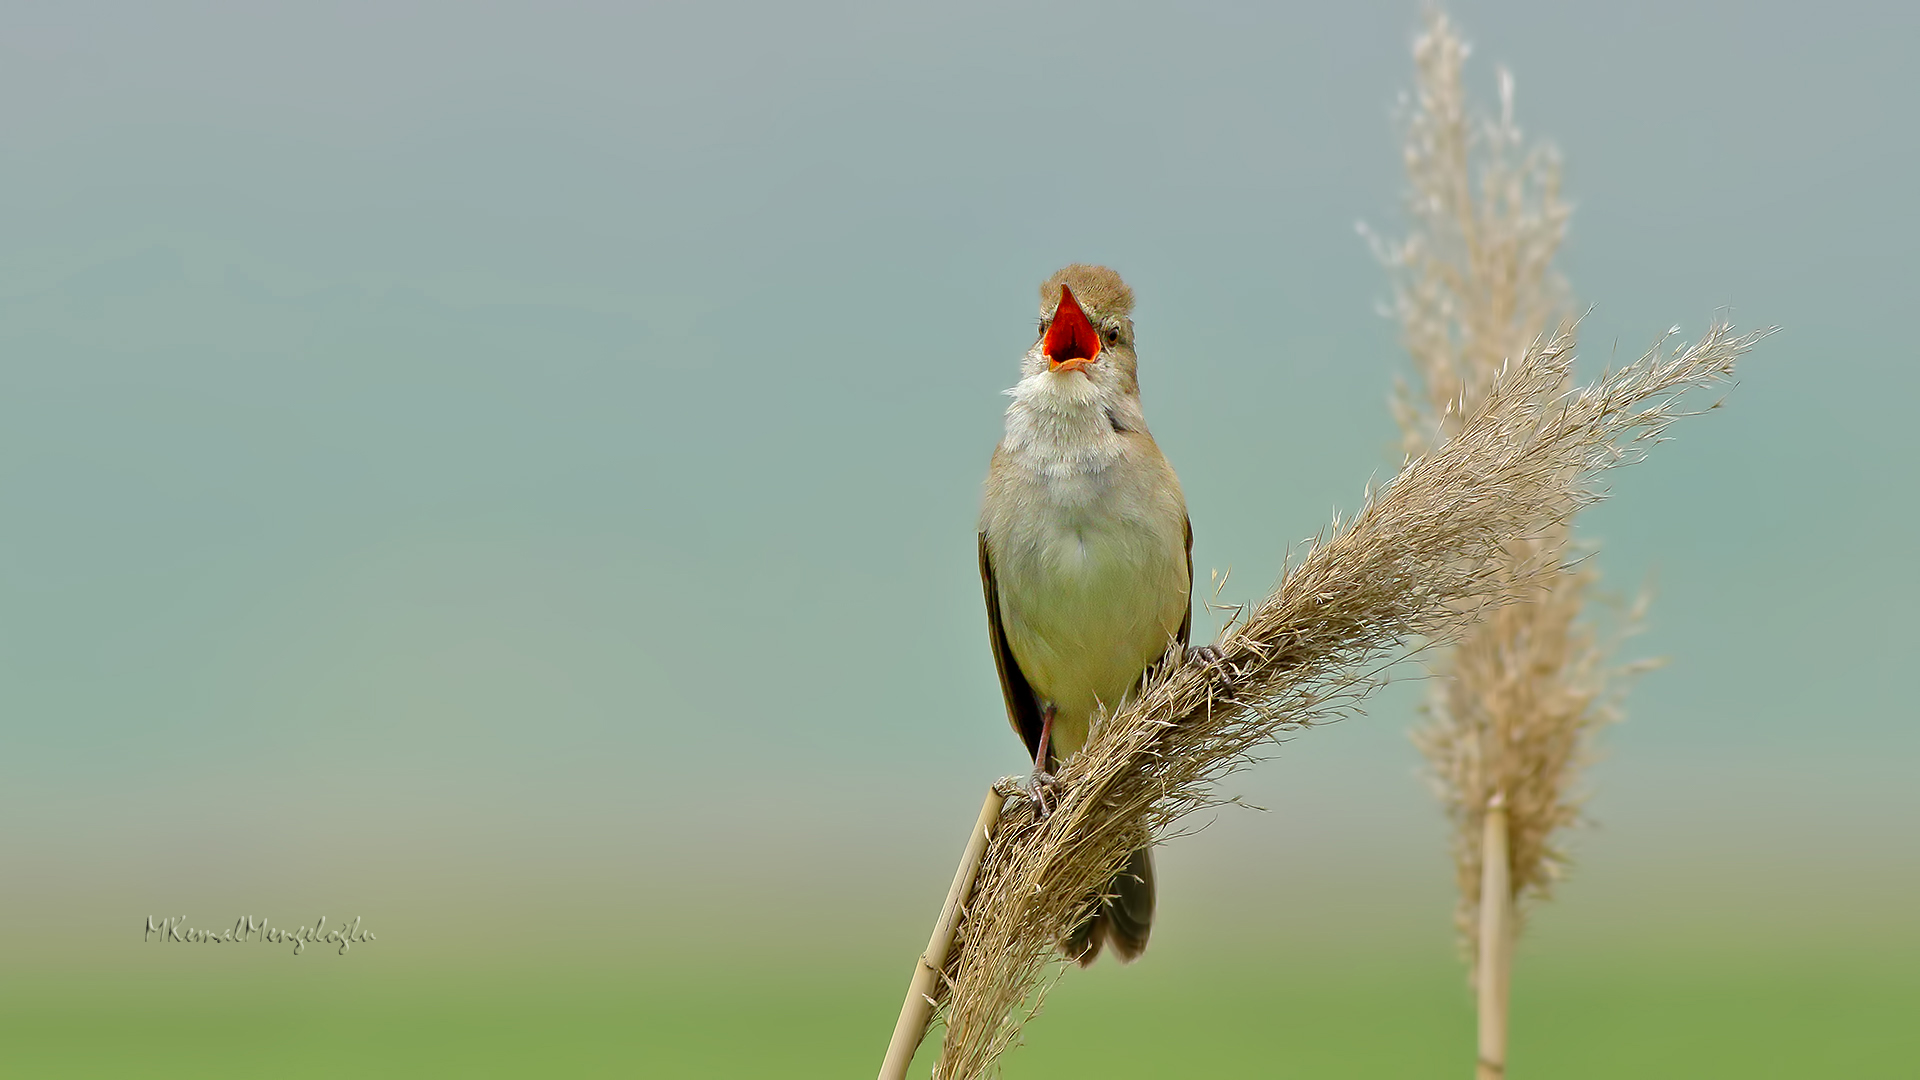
[6, 941, 1914, 1077]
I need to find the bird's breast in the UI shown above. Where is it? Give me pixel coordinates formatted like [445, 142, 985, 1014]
[989, 460, 1189, 759]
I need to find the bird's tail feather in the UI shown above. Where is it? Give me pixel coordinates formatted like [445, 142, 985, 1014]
[1064, 845, 1155, 966]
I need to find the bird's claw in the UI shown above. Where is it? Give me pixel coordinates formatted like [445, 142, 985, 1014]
[1028, 768, 1061, 819]
[1187, 644, 1233, 692]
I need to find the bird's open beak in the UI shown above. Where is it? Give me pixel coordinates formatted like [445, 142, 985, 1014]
[1042, 283, 1101, 374]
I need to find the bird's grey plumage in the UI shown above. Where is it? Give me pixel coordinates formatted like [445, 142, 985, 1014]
[979, 264, 1191, 965]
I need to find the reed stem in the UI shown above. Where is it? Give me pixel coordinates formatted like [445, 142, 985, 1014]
[1477, 791, 1512, 1080]
[878, 785, 1007, 1080]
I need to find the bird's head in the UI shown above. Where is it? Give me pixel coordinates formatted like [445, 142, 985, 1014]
[1024, 264, 1139, 399]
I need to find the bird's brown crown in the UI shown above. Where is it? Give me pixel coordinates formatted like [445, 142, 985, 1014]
[1040, 264, 1134, 321]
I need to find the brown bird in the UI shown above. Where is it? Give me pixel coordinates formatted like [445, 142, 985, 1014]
[978, 264, 1197, 965]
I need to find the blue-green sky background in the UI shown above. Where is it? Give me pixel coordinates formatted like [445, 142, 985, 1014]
[2, 1, 1916, 1073]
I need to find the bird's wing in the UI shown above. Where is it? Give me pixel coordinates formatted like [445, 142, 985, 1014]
[1178, 512, 1194, 648]
[979, 530, 1045, 761]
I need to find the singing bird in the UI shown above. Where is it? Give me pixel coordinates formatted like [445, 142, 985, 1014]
[978, 264, 1197, 965]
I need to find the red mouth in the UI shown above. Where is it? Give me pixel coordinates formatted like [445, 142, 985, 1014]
[1042, 283, 1101, 373]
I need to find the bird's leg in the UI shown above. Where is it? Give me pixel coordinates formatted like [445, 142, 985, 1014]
[1187, 644, 1223, 665]
[1029, 704, 1061, 819]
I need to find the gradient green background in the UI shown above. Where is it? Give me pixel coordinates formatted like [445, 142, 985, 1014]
[3, 2, 1915, 1076]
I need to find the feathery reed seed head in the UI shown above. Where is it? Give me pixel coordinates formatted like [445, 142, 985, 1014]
[1371, 7, 1663, 974]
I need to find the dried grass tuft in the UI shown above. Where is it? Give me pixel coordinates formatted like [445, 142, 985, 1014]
[1372, 8, 1663, 972]
[931, 320, 1764, 1079]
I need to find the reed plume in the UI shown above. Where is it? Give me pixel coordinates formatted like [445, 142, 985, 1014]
[928, 317, 1763, 1079]
[1368, 10, 1684, 1075]
[1376, 1, 1611, 960]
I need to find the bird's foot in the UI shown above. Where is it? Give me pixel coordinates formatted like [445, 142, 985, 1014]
[1187, 644, 1233, 693]
[1028, 767, 1062, 819]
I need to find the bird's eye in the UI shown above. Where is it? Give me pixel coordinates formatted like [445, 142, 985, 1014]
[1104, 328, 1120, 345]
